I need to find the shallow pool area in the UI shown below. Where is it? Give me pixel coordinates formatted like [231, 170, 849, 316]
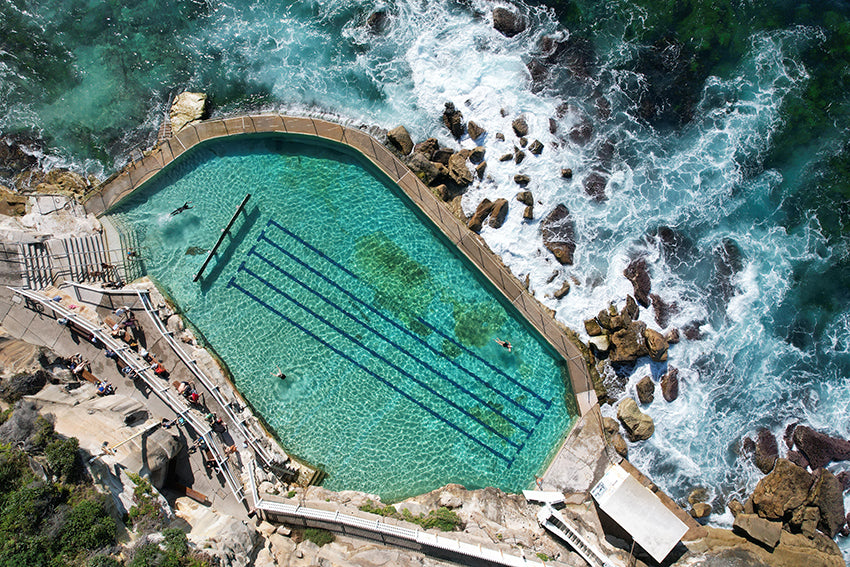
[107, 135, 576, 500]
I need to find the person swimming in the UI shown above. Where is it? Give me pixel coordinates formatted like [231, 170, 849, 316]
[170, 201, 193, 216]
[494, 338, 512, 352]
[271, 366, 286, 380]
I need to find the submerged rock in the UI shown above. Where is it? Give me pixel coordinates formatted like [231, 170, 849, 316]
[617, 397, 654, 441]
[492, 7, 526, 37]
[540, 204, 576, 265]
[582, 171, 607, 201]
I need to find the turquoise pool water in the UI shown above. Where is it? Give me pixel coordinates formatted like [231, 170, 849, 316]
[107, 135, 576, 500]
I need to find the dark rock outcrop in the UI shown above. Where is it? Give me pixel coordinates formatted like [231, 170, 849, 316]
[511, 117, 528, 137]
[661, 367, 679, 402]
[492, 7, 526, 37]
[584, 318, 603, 336]
[413, 138, 439, 160]
[514, 174, 530, 186]
[624, 257, 651, 307]
[755, 428, 779, 474]
[514, 150, 526, 164]
[650, 293, 678, 328]
[793, 426, 850, 470]
[636, 375, 654, 404]
[560, 167, 572, 178]
[366, 10, 388, 33]
[443, 102, 464, 138]
[528, 140, 544, 155]
[516, 191, 533, 206]
[540, 204, 576, 265]
[0, 141, 38, 179]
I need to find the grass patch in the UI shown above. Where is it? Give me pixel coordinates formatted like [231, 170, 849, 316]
[302, 528, 335, 547]
[359, 501, 462, 531]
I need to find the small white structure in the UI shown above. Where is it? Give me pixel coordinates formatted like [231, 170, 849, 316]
[591, 464, 688, 564]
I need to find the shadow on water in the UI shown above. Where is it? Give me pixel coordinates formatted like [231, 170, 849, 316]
[198, 204, 260, 293]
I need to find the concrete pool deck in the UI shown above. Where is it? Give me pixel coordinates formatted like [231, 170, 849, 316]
[81, 113, 598, 418]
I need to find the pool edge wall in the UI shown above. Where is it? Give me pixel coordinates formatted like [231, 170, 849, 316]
[85, 113, 598, 418]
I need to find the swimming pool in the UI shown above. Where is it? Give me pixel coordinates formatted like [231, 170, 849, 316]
[107, 135, 576, 500]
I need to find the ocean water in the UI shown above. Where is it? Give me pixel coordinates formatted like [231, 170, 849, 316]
[106, 136, 575, 500]
[3, 0, 850, 557]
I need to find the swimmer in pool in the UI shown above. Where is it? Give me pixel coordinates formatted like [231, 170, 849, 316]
[170, 201, 193, 216]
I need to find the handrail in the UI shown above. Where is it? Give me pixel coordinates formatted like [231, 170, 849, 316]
[7, 287, 245, 502]
[193, 193, 250, 282]
[253, 496, 544, 567]
[133, 288, 276, 466]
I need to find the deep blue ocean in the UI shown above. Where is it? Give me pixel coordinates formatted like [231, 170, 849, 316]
[2, 0, 850, 558]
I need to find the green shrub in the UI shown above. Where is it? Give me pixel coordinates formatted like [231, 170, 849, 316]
[162, 527, 189, 556]
[31, 415, 55, 449]
[88, 555, 123, 567]
[302, 528, 335, 547]
[127, 473, 165, 533]
[60, 498, 116, 554]
[45, 437, 81, 483]
[537, 552, 551, 561]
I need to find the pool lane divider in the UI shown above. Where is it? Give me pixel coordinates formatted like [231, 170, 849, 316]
[235, 263, 524, 450]
[193, 193, 251, 282]
[264, 219, 551, 408]
[255, 229, 546, 421]
[226, 276, 516, 465]
[246, 245, 537, 435]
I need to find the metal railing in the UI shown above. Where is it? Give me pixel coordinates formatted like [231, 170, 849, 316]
[7, 286, 245, 503]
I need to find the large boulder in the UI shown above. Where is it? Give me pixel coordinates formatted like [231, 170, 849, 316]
[35, 169, 89, 195]
[792, 426, 850, 470]
[387, 125, 414, 155]
[468, 199, 494, 232]
[584, 318, 603, 336]
[752, 458, 814, 520]
[511, 117, 529, 137]
[733, 513, 782, 549]
[407, 152, 442, 186]
[609, 322, 648, 363]
[643, 328, 668, 362]
[807, 469, 846, 537]
[447, 152, 473, 187]
[636, 375, 654, 404]
[0, 186, 26, 216]
[488, 199, 509, 228]
[755, 428, 779, 474]
[617, 398, 654, 441]
[540, 204, 576, 265]
[443, 102, 464, 138]
[492, 7, 526, 37]
[170, 91, 208, 133]
[467, 121, 486, 141]
[624, 257, 652, 307]
[413, 138, 439, 160]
